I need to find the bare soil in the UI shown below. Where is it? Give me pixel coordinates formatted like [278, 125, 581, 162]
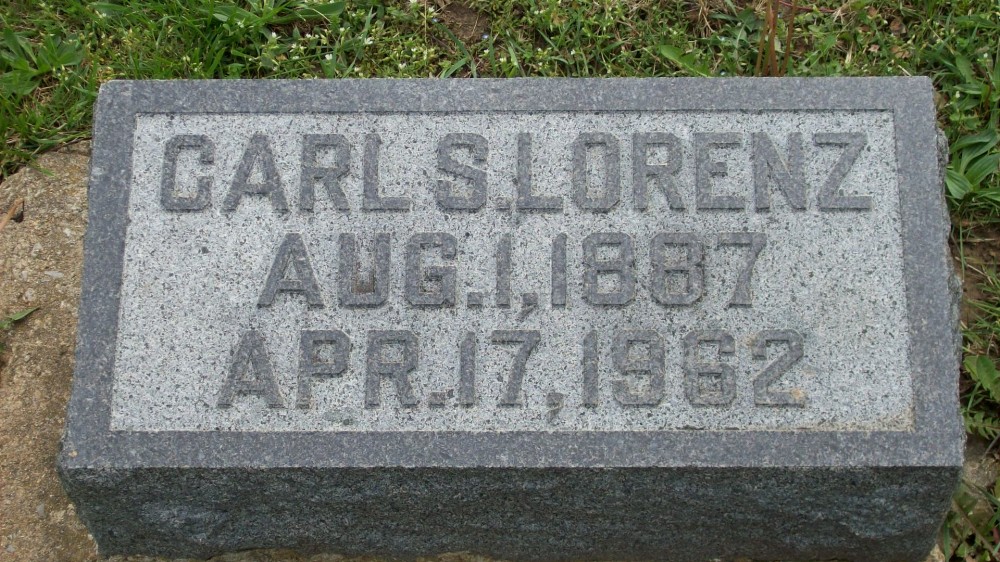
[437, 1, 490, 46]
[1, 142, 96, 561]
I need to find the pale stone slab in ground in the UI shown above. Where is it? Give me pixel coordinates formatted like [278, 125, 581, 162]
[60, 78, 963, 561]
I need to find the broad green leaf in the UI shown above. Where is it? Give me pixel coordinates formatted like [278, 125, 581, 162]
[657, 45, 710, 77]
[441, 57, 469, 78]
[5, 307, 37, 323]
[992, 54, 1000, 90]
[53, 40, 84, 68]
[955, 54, 976, 83]
[979, 188, 1000, 204]
[946, 167, 972, 199]
[2, 29, 34, 67]
[90, 2, 131, 17]
[955, 82, 986, 96]
[0, 70, 39, 96]
[213, 5, 256, 25]
[951, 129, 999, 156]
[966, 153, 1000, 187]
[0, 51, 32, 72]
[966, 355, 1000, 402]
[0, 307, 37, 330]
[304, 2, 345, 19]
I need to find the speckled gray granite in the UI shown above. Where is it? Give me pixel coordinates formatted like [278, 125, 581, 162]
[59, 78, 963, 561]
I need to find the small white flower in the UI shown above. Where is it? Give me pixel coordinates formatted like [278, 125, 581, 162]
[398, 62, 407, 69]
[271, 32, 277, 39]
[324, 53, 333, 60]
[364, 37, 374, 45]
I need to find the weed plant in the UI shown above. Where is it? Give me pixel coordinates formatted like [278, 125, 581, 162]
[0, 307, 35, 354]
[1, 0, 999, 559]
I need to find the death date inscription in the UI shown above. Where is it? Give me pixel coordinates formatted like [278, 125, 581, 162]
[219, 328, 805, 412]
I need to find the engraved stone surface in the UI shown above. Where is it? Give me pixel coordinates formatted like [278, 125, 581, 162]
[60, 78, 963, 561]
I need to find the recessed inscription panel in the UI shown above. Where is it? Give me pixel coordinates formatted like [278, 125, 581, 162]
[110, 110, 910, 432]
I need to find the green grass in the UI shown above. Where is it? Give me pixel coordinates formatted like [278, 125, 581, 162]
[2, 0, 1000, 559]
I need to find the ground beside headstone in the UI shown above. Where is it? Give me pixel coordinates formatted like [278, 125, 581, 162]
[0, 142, 95, 561]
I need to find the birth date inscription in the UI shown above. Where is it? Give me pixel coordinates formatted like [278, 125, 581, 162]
[110, 110, 913, 432]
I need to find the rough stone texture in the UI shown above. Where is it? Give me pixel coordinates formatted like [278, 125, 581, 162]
[58, 78, 964, 561]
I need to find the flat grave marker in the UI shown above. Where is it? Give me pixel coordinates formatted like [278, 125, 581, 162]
[60, 78, 963, 561]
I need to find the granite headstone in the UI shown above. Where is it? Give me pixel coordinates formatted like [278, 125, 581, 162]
[59, 78, 963, 561]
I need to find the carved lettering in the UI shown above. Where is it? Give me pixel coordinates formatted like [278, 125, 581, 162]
[633, 132, 684, 211]
[491, 330, 540, 406]
[571, 132, 620, 212]
[218, 330, 285, 408]
[436, 133, 488, 211]
[363, 133, 411, 211]
[683, 330, 736, 406]
[753, 133, 806, 211]
[752, 330, 806, 406]
[718, 232, 767, 307]
[694, 132, 744, 210]
[458, 332, 476, 406]
[338, 233, 391, 308]
[582, 232, 636, 306]
[300, 134, 350, 211]
[816, 133, 871, 210]
[365, 331, 419, 408]
[161, 135, 214, 211]
[516, 133, 563, 212]
[551, 233, 567, 308]
[258, 233, 324, 308]
[612, 330, 665, 406]
[582, 330, 600, 407]
[405, 232, 458, 307]
[650, 233, 703, 306]
[223, 133, 288, 212]
[297, 330, 350, 409]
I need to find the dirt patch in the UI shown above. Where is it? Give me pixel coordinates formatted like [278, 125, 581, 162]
[429, 1, 489, 46]
[0, 142, 96, 561]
